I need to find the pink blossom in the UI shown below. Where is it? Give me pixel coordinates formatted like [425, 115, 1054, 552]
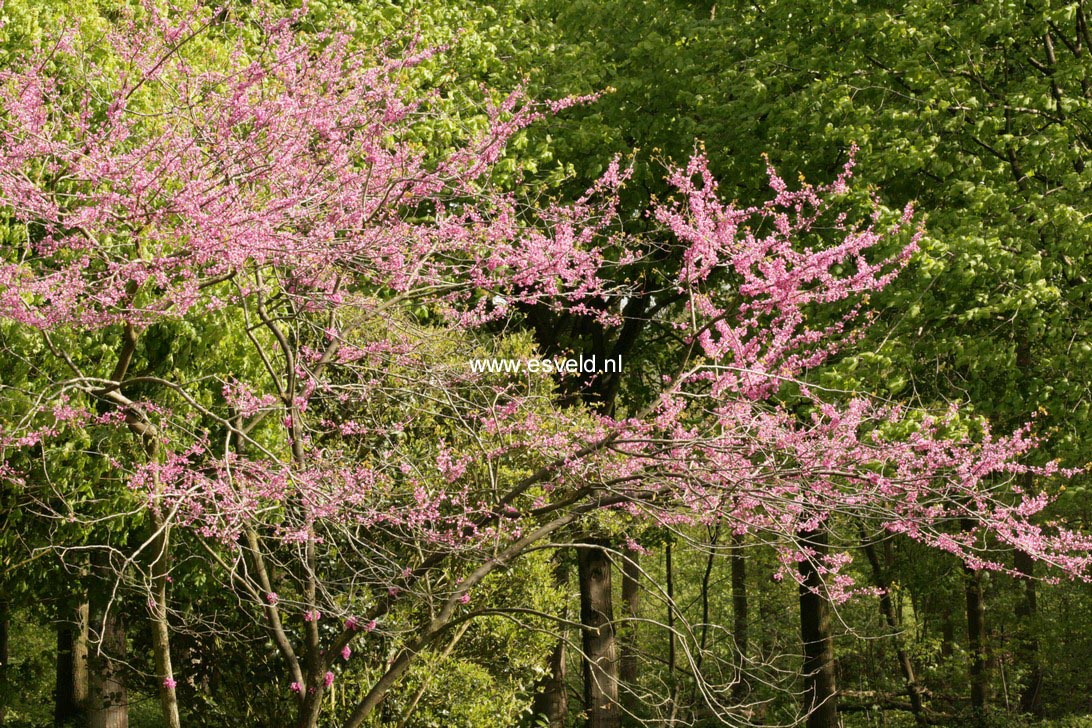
[0, 5, 1088, 720]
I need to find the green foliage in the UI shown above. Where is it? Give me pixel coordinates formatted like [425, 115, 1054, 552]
[2, 0, 1092, 726]
[0, 607, 54, 727]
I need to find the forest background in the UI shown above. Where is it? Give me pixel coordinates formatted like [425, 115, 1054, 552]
[1, 1, 1091, 727]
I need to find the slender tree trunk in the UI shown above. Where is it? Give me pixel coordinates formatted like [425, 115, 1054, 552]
[88, 582, 128, 728]
[149, 517, 181, 728]
[941, 608, 955, 658]
[965, 564, 988, 721]
[759, 570, 776, 663]
[0, 598, 8, 728]
[534, 641, 569, 728]
[55, 601, 90, 726]
[1014, 547, 1042, 715]
[579, 542, 619, 728]
[296, 682, 325, 728]
[56, 618, 76, 725]
[74, 602, 89, 710]
[533, 558, 570, 727]
[295, 551, 326, 728]
[730, 532, 748, 703]
[1013, 468, 1043, 718]
[862, 539, 927, 723]
[619, 552, 640, 715]
[698, 544, 715, 666]
[666, 542, 678, 725]
[1010, 344, 1042, 715]
[688, 527, 719, 723]
[798, 527, 837, 728]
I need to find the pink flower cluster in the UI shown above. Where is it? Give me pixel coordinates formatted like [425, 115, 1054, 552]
[0, 5, 1088, 714]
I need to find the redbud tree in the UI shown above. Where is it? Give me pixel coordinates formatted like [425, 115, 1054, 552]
[0, 4, 1088, 727]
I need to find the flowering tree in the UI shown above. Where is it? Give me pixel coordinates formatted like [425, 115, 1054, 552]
[1, 4, 1089, 728]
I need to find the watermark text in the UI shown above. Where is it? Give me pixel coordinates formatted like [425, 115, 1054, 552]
[468, 355, 622, 375]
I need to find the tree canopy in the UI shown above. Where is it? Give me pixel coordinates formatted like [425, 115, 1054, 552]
[1, 2, 1091, 728]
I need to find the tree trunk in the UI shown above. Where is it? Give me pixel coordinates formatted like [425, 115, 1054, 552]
[1011, 344, 1042, 715]
[0, 598, 8, 728]
[296, 687, 325, 728]
[533, 556, 571, 727]
[665, 542, 678, 725]
[533, 640, 569, 728]
[579, 542, 619, 728]
[55, 601, 90, 726]
[965, 564, 988, 721]
[88, 594, 128, 728]
[148, 518, 181, 728]
[798, 527, 837, 728]
[56, 619, 75, 726]
[295, 543, 326, 728]
[689, 527, 719, 722]
[941, 608, 955, 658]
[1014, 550, 1043, 714]
[730, 532, 748, 702]
[862, 539, 927, 723]
[619, 552, 640, 715]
